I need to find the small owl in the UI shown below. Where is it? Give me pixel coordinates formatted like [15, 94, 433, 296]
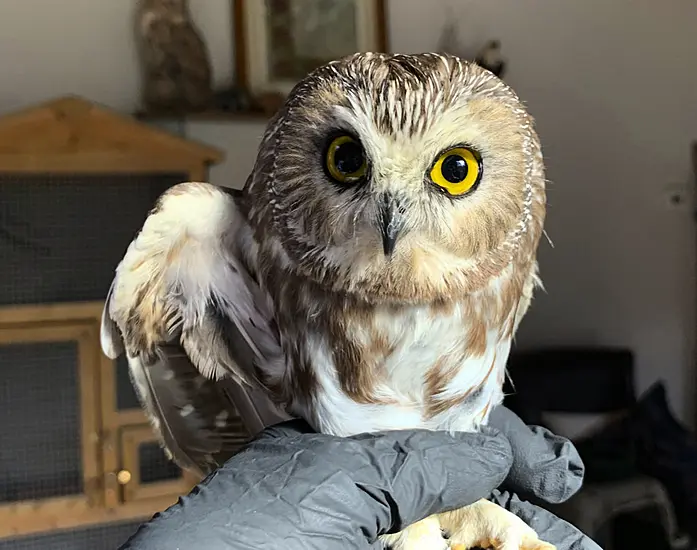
[136, 0, 213, 112]
[101, 53, 549, 549]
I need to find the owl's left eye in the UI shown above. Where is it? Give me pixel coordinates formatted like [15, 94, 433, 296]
[429, 146, 483, 197]
[325, 135, 368, 184]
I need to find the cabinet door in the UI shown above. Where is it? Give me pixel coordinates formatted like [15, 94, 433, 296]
[117, 425, 197, 503]
[100, 351, 199, 506]
[0, 322, 102, 538]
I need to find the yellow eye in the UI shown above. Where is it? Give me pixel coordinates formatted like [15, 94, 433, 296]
[325, 135, 368, 184]
[429, 146, 483, 196]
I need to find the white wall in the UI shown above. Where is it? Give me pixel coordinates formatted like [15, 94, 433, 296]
[444, 0, 697, 427]
[1, 0, 695, 423]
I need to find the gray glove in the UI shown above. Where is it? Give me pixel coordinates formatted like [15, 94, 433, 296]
[490, 406, 600, 550]
[119, 406, 600, 550]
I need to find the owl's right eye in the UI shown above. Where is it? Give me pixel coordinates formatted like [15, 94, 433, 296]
[325, 135, 368, 184]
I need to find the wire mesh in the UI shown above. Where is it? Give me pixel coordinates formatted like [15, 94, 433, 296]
[115, 355, 141, 411]
[138, 442, 183, 484]
[0, 341, 83, 503]
[0, 520, 141, 550]
[0, 172, 184, 306]
[0, 171, 193, 546]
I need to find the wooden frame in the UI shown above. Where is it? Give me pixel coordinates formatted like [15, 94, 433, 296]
[120, 425, 198, 503]
[233, 0, 388, 96]
[0, 301, 105, 326]
[0, 302, 199, 539]
[0, 320, 102, 536]
[0, 494, 180, 540]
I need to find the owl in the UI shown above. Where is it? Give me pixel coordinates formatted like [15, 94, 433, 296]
[101, 53, 550, 550]
[136, 0, 213, 112]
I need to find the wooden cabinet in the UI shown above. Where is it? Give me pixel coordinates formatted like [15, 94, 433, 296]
[0, 96, 227, 542]
[0, 302, 205, 539]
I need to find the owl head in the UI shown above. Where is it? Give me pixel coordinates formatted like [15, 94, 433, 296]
[246, 53, 546, 304]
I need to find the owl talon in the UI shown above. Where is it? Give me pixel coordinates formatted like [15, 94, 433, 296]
[380, 516, 449, 550]
[456, 532, 556, 550]
[443, 500, 556, 550]
[451, 540, 554, 550]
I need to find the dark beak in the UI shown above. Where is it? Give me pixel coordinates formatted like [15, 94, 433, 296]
[378, 194, 402, 257]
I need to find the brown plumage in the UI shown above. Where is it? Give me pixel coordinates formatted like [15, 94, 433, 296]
[101, 53, 550, 549]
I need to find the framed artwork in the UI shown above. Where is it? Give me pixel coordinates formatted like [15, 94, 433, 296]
[233, 0, 388, 96]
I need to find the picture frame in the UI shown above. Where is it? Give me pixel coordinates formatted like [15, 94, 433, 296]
[233, 0, 388, 97]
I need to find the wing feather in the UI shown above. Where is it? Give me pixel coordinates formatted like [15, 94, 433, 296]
[127, 347, 250, 475]
[100, 181, 288, 474]
[100, 281, 124, 359]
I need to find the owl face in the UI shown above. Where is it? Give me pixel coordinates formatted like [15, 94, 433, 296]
[250, 53, 545, 303]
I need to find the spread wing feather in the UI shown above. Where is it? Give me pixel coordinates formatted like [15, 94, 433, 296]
[127, 346, 250, 475]
[100, 182, 287, 475]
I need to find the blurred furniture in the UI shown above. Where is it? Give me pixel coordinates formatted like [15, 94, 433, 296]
[504, 348, 684, 550]
[233, 0, 388, 97]
[0, 96, 249, 548]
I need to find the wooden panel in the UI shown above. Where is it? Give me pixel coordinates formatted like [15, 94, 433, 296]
[0, 323, 94, 345]
[77, 325, 103, 508]
[0, 322, 102, 534]
[0, 324, 102, 502]
[0, 301, 104, 326]
[0, 493, 180, 539]
[115, 410, 149, 426]
[99, 354, 152, 508]
[0, 305, 196, 540]
[99, 349, 122, 510]
[119, 426, 197, 504]
[0, 303, 193, 508]
[0, 97, 223, 165]
[0, 518, 141, 550]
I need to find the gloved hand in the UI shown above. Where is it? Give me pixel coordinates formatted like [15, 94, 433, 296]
[119, 406, 601, 550]
[489, 406, 599, 550]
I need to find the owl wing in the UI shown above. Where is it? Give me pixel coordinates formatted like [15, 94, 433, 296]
[100, 181, 287, 475]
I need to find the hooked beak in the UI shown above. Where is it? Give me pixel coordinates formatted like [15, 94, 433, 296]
[378, 194, 403, 257]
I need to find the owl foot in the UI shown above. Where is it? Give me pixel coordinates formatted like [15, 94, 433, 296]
[379, 499, 555, 550]
[442, 499, 556, 550]
[380, 515, 449, 550]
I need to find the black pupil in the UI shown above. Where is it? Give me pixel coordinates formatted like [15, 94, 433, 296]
[334, 141, 364, 175]
[441, 154, 468, 183]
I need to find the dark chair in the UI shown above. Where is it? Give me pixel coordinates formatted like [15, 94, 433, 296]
[504, 347, 683, 549]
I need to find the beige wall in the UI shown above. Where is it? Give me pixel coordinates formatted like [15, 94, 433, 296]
[1, 0, 695, 423]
